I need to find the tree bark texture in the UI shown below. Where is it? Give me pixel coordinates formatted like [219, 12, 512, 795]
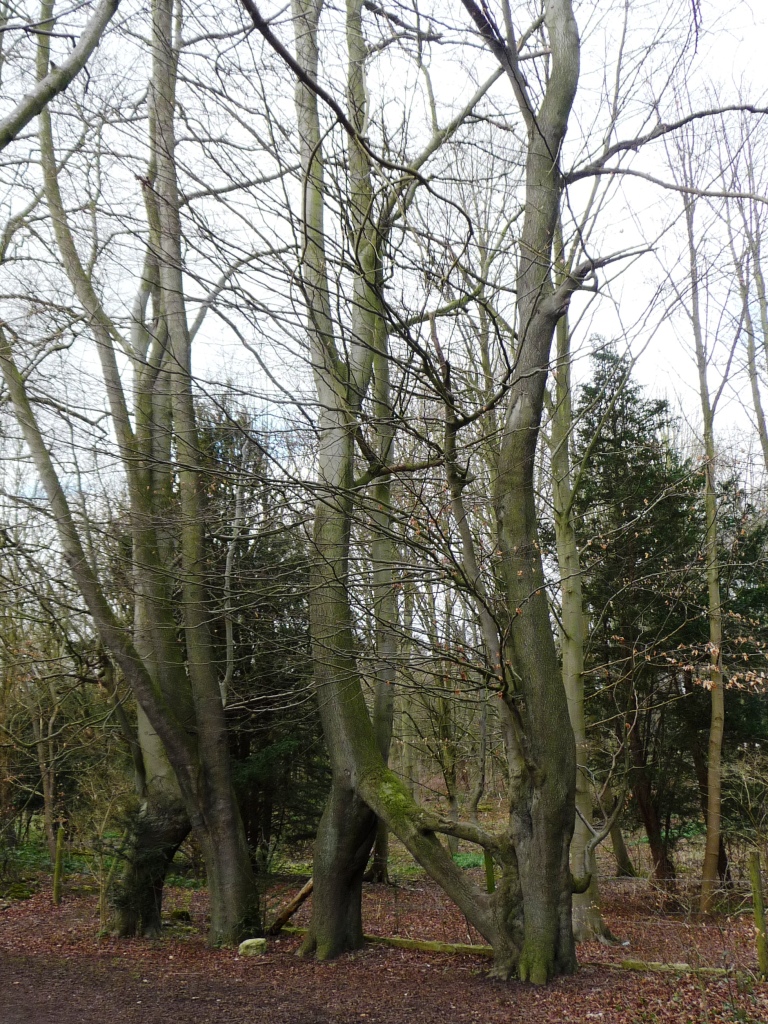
[684, 199, 725, 916]
[550, 315, 612, 943]
[475, 0, 581, 982]
[0, 0, 261, 945]
[284, 0, 586, 983]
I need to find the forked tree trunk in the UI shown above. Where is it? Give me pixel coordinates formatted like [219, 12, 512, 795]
[3, 0, 261, 946]
[288, 0, 584, 984]
[480, 0, 582, 980]
[149, 0, 260, 942]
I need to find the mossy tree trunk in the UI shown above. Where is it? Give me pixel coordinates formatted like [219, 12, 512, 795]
[284, 0, 585, 984]
[0, 0, 260, 945]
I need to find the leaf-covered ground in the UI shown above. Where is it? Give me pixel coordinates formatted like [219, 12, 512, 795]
[1, 876, 766, 1023]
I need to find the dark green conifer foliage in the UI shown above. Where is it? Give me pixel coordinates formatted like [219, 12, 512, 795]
[573, 346, 703, 879]
[197, 406, 328, 870]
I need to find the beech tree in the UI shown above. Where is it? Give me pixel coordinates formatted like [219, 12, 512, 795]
[0, 0, 261, 942]
[237, 0, 588, 983]
[1, 0, 766, 985]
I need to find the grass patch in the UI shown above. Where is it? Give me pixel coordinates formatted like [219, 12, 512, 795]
[452, 852, 484, 870]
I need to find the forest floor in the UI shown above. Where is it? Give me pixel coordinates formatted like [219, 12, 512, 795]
[1, 871, 767, 1024]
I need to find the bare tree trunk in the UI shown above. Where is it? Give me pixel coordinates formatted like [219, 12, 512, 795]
[549, 312, 612, 942]
[683, 200, 725, 915]
[289, 0, 584, 983]
[728, 211, 768, 472]
[629, 728, 675, 882]
[149, 0, 259, 943]
[0, 0, 261, 945]
[610, 823, 637, 878]
[690, 734, 730, 883]
[469, 0, 582, 981]
[111, 700, 189, 938]
[468, 695, 488, 824]
[30, 715, 57, 865]
[367, 280, 398, 885]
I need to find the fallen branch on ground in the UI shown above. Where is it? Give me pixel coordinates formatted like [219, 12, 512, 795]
[279, 925, 493, 957]
[266, 878, 314, 936]
[277, 926, 742, 976]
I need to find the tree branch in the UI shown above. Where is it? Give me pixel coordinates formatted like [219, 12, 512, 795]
[0, 0, 120, 151]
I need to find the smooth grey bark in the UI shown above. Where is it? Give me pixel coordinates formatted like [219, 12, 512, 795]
[147, 0, 260, 942]
[461, 0, 583, 982]
[366, 152, 398, 881]
[682, 196, 725, 915]
[290, 0, 379, 956]
[549, 313, 613, 943]
[0, 327, 261, 940]
[289, 0, 519, 970]
[0, 0, 119, 151]
[0, 0, 261, 944]
[283, 0, 587, 984]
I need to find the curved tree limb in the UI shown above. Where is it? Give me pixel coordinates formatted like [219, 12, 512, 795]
[0, 0, 120, 151]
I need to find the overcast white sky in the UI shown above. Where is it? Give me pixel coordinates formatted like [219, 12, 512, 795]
[556, 0, 768, 462]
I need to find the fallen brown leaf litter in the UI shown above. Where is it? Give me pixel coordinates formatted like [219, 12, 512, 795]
[0, 876, 766, 1023]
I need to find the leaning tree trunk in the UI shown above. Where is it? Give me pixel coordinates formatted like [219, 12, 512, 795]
[290, 0, 585, 983]
[149, 0, 260, 943]
[18, 0, 260, 945]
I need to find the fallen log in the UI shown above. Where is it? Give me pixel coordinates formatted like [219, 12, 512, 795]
[612, 959, 730, 977]
[276, 927, 738, 977]
[279, 925, 493, 957]
[266, 878, 314, 936]
[581, 954, 729, 978]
